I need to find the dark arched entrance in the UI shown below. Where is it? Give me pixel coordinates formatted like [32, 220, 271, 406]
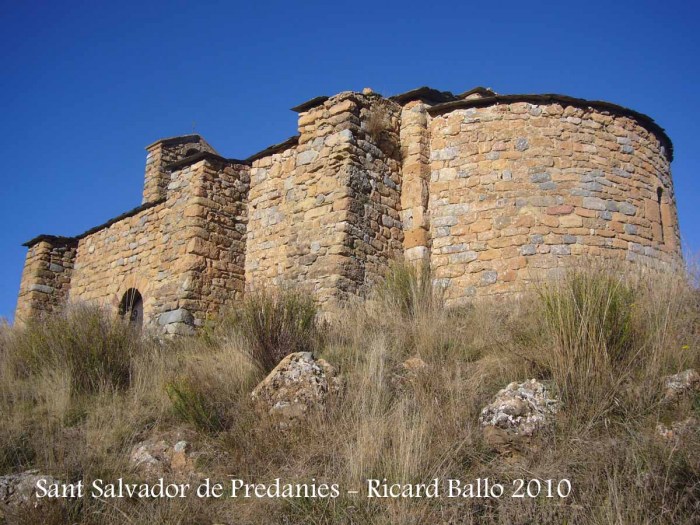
[118, 288, 143, 329]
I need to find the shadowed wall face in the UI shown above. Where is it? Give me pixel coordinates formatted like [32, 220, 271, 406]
[244, 92, 403, 308]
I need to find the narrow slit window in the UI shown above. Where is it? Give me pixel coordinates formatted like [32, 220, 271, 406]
[657, 187, 664, 244]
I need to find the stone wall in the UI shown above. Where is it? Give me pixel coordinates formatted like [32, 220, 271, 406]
[16, 87, 684, 330]
[173, 159, 249, 324]
[15, 239, 77, 323]
[428, 99, 681, 304]
[67, 157, 248, 333]
[68, 198, 185, 331]
[245, 91, 402, 307]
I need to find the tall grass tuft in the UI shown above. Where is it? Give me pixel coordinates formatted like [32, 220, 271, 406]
[222, 289, 319, 373]
[537, 263, 698, 422]
[376, 261, 441, 319]
[165, 377, 224, 433]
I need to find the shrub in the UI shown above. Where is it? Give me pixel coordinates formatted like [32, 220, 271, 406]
[538, 267, 638, 413]
[364, 106, 389, 143]
[8, 304, 143, 395]
[225, 289, 319, 373]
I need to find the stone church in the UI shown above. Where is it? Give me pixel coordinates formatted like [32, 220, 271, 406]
[16, 86, 682, 333]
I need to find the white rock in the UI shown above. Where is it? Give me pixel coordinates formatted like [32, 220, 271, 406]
[0, 470, 62, 517]
[663, 369, 700, 402]
[479, 379, 561, 452]
[251, 352, 340, 426]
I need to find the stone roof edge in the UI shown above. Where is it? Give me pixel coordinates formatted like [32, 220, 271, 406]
[145, 134, 203, 150]
[21, 235, 79, 248]
[390, 86, 458, 105]
[22, 198, 167, 248]
[290, 86, 494, 112]
[245, 135, 300, 163]
[457, 86, 497, 99]
[428, 93, 674, 161]
[164, 151, 250, 171]
[290, 96, 330, 113]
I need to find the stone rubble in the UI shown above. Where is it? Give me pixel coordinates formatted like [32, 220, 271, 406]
[656, 417, 698, 443]
[129, 431, 201, 480]
[391, 356, 430, 389]
[479, 379, 561, 452]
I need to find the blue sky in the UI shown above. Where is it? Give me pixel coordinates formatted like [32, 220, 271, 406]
[1, 0, 698, 322]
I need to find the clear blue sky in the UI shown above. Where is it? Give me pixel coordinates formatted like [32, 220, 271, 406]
[1, 0, 698, 322]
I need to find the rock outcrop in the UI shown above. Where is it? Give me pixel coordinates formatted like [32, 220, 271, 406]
[656, 417, 698, 443]
[251, 352, 340, 426]
[663, 369, 700, 402]
[479, 379, 561, 453]
[656, 369, 699, 445]
[129, 431, 201, 480]
[0, 470, 62, 520]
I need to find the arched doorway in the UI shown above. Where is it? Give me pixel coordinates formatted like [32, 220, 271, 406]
[119, 288, 143, 329]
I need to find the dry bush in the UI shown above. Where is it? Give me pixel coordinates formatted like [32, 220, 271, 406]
[6, 304, 145, 395]
[363, 107, 389, 143]
[376, 261, 442, 319]
[216, 289, 320, 373]
[0, 305, 151, 475]
[164, 339, 259, 433]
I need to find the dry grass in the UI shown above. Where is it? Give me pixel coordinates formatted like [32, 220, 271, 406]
[0, 262, 698, 524]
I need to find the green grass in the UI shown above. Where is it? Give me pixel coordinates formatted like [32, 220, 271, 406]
[165, 377, 224, 433]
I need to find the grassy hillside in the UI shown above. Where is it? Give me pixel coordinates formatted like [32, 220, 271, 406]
[0, 263, 698, 524]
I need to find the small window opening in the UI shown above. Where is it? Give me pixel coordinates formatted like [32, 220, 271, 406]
[185, 148, 199, 156]
[119, 288, 143, 329]
[657, 187, 664, 244]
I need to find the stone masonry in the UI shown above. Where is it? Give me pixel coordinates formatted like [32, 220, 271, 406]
[16, 87, 683, 331]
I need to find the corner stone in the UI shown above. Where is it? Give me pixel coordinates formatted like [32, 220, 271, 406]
[158, 308, 194, 326]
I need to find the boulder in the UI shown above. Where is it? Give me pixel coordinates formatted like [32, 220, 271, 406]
[479, 379, 561, 453]
[251, 352, 340, 426]
[0, 470, 62, 520]
[663, 369, 700, 402]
